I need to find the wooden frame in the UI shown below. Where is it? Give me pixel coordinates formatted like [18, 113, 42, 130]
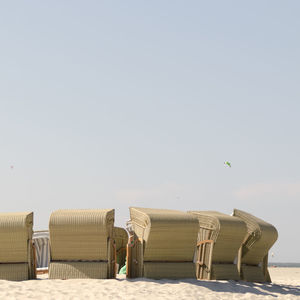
[108, 237, 117, 278]
[36, 268, 49, 275]
[196, 239, 214, 280]
[30, 239, 37, 278]
[126, 234, 142, 278]
[126, 232, 134, 277]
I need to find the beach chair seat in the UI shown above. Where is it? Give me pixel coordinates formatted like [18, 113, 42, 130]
[127, 207, 198, 279]
[49, 209, 115, 279]
[233, 209, 278, 283]
[188, 211, 247, 280]
[0, 212, 36, 281]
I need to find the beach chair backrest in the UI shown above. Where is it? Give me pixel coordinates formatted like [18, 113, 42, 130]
[0, 212, 35, 280]
[49, 209, 114, 261]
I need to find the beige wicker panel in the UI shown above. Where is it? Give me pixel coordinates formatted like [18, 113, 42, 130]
[188, 211, 247, 280]
[143, 262, 196, 279]
[49, 209, 114, 261]
[130, 207, 198, 261]
[210, 264, 240, 280]
[0, 212, 33, 263]
[49, 261, 108, 279]
[242, 265, 265, 283]
[189, 211, 246, 262]
[233, 209, 278, 265]
[233, 209, 278, 283]
[0, 263, 29, 281]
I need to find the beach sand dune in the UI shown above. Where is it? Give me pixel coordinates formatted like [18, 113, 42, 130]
[0, 268, 299, 299]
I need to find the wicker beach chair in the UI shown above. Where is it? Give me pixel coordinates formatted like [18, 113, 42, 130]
[33, 230, 49, 274]
[233, 209, 278, 283]
[114, 227, 128, 272]
[49, 209, 115, 279]
[0, 212, 36, 281]
[188, 211, 247, 280]
[127, 207, 198, 279]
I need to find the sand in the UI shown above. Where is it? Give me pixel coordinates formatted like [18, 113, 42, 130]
[0, 268, 299, 299]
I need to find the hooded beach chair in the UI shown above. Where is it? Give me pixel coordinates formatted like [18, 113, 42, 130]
[49, 209, 115, 279]
[33, 230, 49, 274]
[127, 207, 198, 279]
[114, 227, 128, 272]
[188, 211, 247, 280]
[233, 209, 278, 283]
[0, 212, 36, 281]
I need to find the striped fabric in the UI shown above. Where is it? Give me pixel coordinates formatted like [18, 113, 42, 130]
[33, 231, 49, 269]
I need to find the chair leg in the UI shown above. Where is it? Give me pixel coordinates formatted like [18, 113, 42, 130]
[196, 245, 201, 279]
[207, 242, 214, 280]
[237, 246, 242, 279]
[263, 254, 271, 282]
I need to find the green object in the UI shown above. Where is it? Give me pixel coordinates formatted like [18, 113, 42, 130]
[119, 264, 126, 274]
[224, 161, 231, 168]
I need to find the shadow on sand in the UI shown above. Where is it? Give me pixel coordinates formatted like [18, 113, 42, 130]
[123, 278, 300, 297]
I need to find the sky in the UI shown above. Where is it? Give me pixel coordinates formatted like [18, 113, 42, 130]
[0, 1, 299, 262]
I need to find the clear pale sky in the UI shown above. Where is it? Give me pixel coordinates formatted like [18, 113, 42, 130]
[1, 1, 299, 262]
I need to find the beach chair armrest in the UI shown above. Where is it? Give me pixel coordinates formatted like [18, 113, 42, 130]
[197, 239, 214, 247]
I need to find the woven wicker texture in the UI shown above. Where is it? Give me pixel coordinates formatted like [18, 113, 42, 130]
[210, 264, 240, 280]
[0, 212, 33, 262]
[0, 263, 29, 281]
[49, 209, 114, 261]
[242, 265, 265, 283]
[0, 212, 35, 281]
[114, 227, 128, 267]
[233, 209, 278, 282]
[127, 207, 198, 279]
[189, 211, 246, 262]
[233, 209, 278, 265]
[189, 211, 246, 280]
[49, 261, 108, 279]
[130, 207, 198, 261]
[143, 262, 196, 279]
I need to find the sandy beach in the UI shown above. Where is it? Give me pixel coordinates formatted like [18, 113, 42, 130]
[0, 268, 299, 300]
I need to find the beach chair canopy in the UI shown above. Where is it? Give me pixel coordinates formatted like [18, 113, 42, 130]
[128, 207, 199, 279]
[233, 209, 278, 265]
[188, 211, 246, 280]
[233, 209, 278, 282]
[0, 212, 35, 281]
[49, 209, 115, 279]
